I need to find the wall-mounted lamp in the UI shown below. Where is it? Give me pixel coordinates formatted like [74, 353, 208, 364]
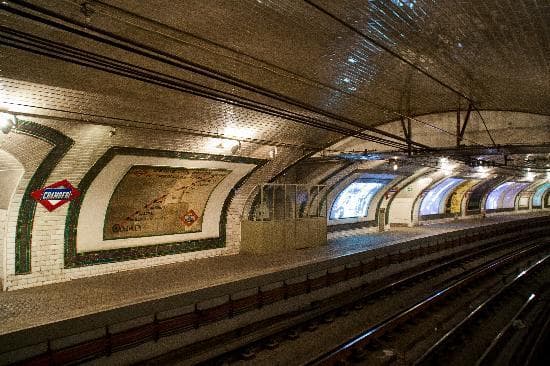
[524, 171, 536, 182]
[268, 146, 278, 159]
[216, 139, 241, 154]
[80, 1, 95, 23]
[0, 113, 16, 134]
[230, 140, 241, 155]
[439, 157, 454, 175]
[388, 158, 398, 171]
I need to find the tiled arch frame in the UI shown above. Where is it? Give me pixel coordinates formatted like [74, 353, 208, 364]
[323, 169, 405, 230]
[14, 120, 74, 274]
[64, 147, 265, 268]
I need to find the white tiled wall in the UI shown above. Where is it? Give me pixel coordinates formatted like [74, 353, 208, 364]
[0, 209, 6, 287]
[0, 117, 304, 290]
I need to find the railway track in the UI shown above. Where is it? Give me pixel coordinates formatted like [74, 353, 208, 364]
[308, 245, 550, 366]
[145, 235, 550, 366]
[416, 256, 550, 366]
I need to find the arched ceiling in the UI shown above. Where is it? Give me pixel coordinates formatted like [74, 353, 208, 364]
[0, 0, 549, 151]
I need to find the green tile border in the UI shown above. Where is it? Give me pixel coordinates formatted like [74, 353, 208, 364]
[14, 120, 74, 274]
[64, 147, 266, 268]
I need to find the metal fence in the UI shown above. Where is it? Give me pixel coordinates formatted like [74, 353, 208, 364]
[252, 183, 327, 221]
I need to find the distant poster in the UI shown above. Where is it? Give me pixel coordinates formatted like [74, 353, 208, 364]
[330, 181, 386, 219]
[449, 180, 479, 214]
[104, 166, 230, 240]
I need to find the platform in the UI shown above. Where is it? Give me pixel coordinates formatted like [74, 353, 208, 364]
[1, 212, 548, 339]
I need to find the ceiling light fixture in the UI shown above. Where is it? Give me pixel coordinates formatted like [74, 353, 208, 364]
[388, 158, 398, 171]
[524, 171, 536, 182]
[80, 2, 95, 23]
[215, 139, 240, 155]
[230, 140, 241, 155]
[0, 112, 15, 134]
[439, 157, 454, 176]
[268, 146, 278, 159]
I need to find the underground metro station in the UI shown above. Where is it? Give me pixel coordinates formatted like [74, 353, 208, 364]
[0, 1, 549, 365]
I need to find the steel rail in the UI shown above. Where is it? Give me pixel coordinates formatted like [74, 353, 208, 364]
[414, 254, 550, 366]
[474, 293, 538, 366]
[307, 244, 547, 366]
[522, 307, 550, 366]
[195, 232, 547, 365]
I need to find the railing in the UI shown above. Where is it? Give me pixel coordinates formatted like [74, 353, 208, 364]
[252, 183, 327, 221]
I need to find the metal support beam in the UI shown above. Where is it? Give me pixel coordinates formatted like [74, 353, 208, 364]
[456, 103, 473, 147]
[400, 116, 408, 139]
[456, 100, 461, 147]
[407, 118, 412, 157]
[400, 117, 412, 157]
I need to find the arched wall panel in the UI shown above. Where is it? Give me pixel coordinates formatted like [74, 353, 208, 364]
[502, 182, 530, 209]
[383, 167, 431, 227]
[486, 182, 530, 211]
[326, 169, 398, 231]
[486, 182, 514, 210]
[388, 170, 441, 226]
[419, 177, 465, 218]
[0, 150, 25, 289]
[0, 116, 304, 291]
[330, 175, 395, 220]
[532, 182, 550, 208]
[447, 179, 480, 215]
[466, 176, 501, 213]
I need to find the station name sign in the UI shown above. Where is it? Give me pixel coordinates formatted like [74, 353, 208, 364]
[31, 179, 80, 212]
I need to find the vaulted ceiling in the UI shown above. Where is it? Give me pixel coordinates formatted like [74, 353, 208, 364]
[1, 0, 549, 151]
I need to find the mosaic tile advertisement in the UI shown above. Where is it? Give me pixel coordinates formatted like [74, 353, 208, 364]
[104, 166, 231, 240]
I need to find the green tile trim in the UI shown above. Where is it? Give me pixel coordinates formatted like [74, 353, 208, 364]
[14, 120, 74, 274]
[64, 147, 266, 268]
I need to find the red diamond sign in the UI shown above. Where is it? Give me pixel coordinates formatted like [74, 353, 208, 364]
[180, 209, 199, 227]
[31, 179, 80, 212]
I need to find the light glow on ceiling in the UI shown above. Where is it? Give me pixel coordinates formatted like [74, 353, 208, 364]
[223, 125, 255, 140]
[439, 157, 455, 176]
